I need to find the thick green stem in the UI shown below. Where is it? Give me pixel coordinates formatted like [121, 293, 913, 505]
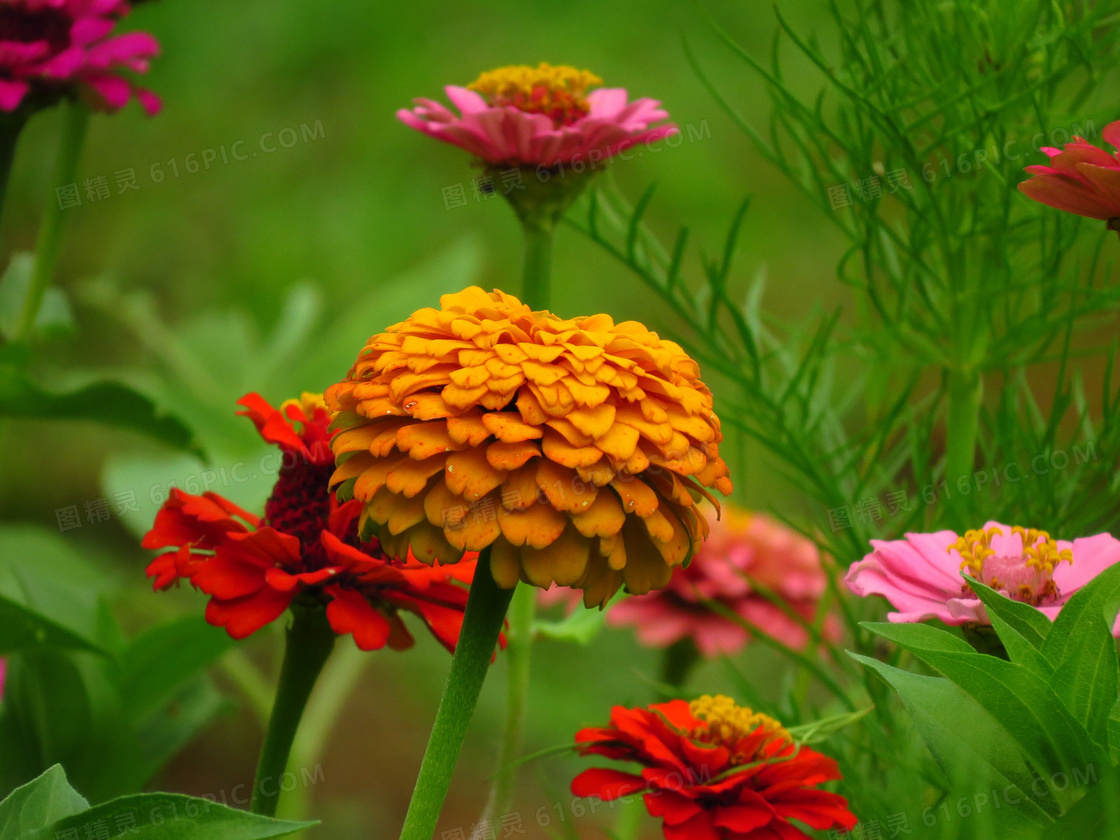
[520, 222, 553, 310]
[468, 584, 535, 840]
[251, 605, 336, 817]
[15, 101, 89, 343]
[660, 637, 700, 688]
[945, 368, 983, 522]
[0, 114, 27, 235]
[399, 550, 515, 840]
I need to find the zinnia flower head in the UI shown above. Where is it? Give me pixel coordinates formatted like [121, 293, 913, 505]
[1018, 121, 1120, 231]
[846, 521, 1120, 632]
[396, 62, 677, 169]
[572, 694, 858, 840]
[0, 0, 161, 115]
[607, 507, 836, 656]
[326, 286, 732, 608]
[143, 392, 481, 653]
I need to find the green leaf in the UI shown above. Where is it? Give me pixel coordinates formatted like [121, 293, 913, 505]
[786, 706, 874, 744]
[24, 793, 314, 840]
[0, 595, 109, 657]
[0, 766, 88, 840]
[864, 622, 1108, 780]
[964, 576, 1053, 671]
[1030, 764, 1119, 839]
[534, 591, 622, 645]
[851, 654, 1056, 827]
[1038, 560, 1120, 749]
[1042, 559, 1120, 665]
[119, 616, 236, 719]
[0, 364, 202, 458]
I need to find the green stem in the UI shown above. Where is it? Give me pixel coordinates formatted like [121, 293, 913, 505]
[15, 101, 89, 343]
[660, 637, 700, 689]
[520, 221, 553, 310]
[611, 796, 646, 840]
[281, 642, 369, 822]
[398, 550, 515, 840]
[945, 368, 983, 522]
[468, 584, 535, 840]
[250, 604, 336, 817]
[0, 113, 27, 235]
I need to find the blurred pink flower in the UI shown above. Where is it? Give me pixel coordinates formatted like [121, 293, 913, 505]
[846, 522, 1120, 633]
[600, 508, 834, 657]
[397, 62, 677, 169]
[0, 0, 160, 115]
[1018, 121, 1120, 227]
[0, 658, 6, 700]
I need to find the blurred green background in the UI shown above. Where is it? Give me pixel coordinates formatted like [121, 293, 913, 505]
[0, 1, 852, 837]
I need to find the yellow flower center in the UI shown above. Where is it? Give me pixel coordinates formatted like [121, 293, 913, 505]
[282, 391, 328, 420]
[688, 694, 791, 765]
[468, 62, 602, 125]
[949, 525, 1072, 606]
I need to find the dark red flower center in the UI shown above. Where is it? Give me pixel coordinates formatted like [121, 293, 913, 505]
[264, 461, 337, 571]
[0, 7, 72, 51]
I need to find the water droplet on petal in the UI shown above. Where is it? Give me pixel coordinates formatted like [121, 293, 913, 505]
[447, 465, 455, 473]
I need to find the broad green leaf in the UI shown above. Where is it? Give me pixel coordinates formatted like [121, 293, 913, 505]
[1038, 561, 1120, 749]
[851, 654, 1056, 827]
[865, 622, 1107, 782]
[24, 793, 313, 840]
[964, 576, 1052, 670]
[0, 595, 108, 657]
[1042, 559, 1120, 665]
[119, 616, 236, 719]
[0, 766, 88, 840]
[0, 365, 202, 457]
[1029, 764, 1119, 839]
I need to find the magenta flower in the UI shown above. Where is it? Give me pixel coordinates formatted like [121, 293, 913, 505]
[846, 522, 1120, 633]
[0, 658, 5, 700]
[0, 0, 160, 115]
[604, 508, 835, 656]
[1018, 121, 1120, 228]
[397, 62, 678, 169]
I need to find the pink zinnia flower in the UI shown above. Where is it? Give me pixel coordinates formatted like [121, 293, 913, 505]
[846, 522, 1120, 633]
[1018, 121, 1120, 230]
[397, 62, 678, 169]
[0, 0, 160, 115]
[605, 508, 835, 656]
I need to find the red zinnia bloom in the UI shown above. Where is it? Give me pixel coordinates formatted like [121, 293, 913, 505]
[572, 695, 857, 840]
[0, 0, 160, 115]
[1018, 121, 1120, 231]
[143, 392, 483, 653]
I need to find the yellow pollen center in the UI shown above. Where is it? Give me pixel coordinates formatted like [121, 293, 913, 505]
[468, 62, 602, 125]
[688, 694, 791, 764]
[282, 391, 328, 422]
[949, 525, 1072, 606]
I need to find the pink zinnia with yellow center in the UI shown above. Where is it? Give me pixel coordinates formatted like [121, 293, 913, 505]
[846, 521, 1120, 632]
[397, 62, 678, 169]
[0, 0, 160, 115]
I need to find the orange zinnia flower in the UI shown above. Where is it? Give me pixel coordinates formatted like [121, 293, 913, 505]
[326, 286, 732, 607]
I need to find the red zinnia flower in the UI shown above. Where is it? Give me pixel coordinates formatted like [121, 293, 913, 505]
[1018, 121, 1120, 231]
[143, 392, 483, 653]
[572, 695, 857, 840]
[0, 0, 160, 115]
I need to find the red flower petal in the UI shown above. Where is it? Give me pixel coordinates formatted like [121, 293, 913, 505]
[570, 768, 647, 801]
[205, 588, 292, 639]
[325, 586, 392, 651]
